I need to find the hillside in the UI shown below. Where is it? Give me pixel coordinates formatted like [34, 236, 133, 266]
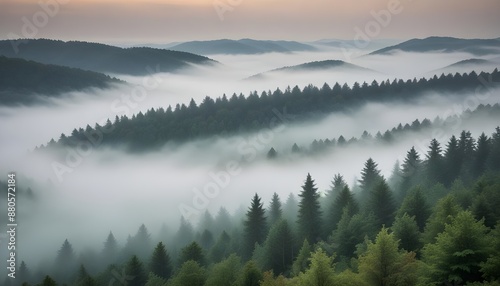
[248, 60, 373, 79]
[0, 39, 217, 76]
[0, 56, 122, 105]
[370, 36, 500, 56]
[170, 39, 316, 55]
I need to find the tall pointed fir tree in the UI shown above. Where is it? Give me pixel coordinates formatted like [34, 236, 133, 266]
[368, 179, 396, 228]
[399, 147, 422, 201]
[150, 241, 172, 280]
[125, 255, 147, 286]
[358, 158, 383, 206]
[323, 174, 347, 226]
[297, 173, 322, 244]
[325, 185, 359, 236]
[54, 239, 76, 283]
[243, 194, 268, 259]
[473, 132, 490, 177]
[268, 193, 283, 227]
[425, 138, 444, 186]
[101, 231, 118, 267]
[444, 135, 462, 186]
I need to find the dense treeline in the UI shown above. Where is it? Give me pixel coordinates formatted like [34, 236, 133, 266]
[268, 103, 500, 157]
[45, 68, 500, 151]
[0, 56, 122, 105]
[12, 127, 500, 286]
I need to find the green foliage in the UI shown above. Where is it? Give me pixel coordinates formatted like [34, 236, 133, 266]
[422, 211, 492, 285]
[268, 193, 283, 227]
[125, 255, 147, 286]
[144, 272, 167, 286]
[391, 214, 422, 253]
[40, 276, 57, 286]
[399, 147, 423, 201]
[326, 185, 359, 236]
[298, 248, 337, 286]
[292, 239, 312, 276]
[481, 223, 500, 281]
[169, 260, 207, 286]
[239, 260, 263, 286]
[261, 219, 295, 275]
[358, 227, 418, 286]
[422, 195, 461, 244]
[205, 254, 242, 286]
[260, 271, 288, 286]
[179, 242, 205, 266]
[397, 187, 431, 231]
[150, 241, 172, 280]
[209, 231, 232, 263]
[359, 158, 383, 205]
[297, 173, 322, 243]
[243, 194, 268, 259]
[368, 180, 396, 228]
[332, 211, 374, 259]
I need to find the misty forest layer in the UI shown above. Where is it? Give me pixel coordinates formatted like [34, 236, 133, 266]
[0, 56, 122, 105]
[7, 127, 500, 286]
[45, 68, 500, 150]
[0, 39, 217, 76]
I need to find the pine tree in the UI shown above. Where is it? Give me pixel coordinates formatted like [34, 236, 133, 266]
[323, 174, 347, 231]
[199, 229, 215, 250]
[179, 241, 205, 266]
[326, 185, 359, 236]
[267, 147, 278, 159]
[283, 193, 299, 229]
[367, 180, 396, 228]
[444, 135, 462, 186]
[149, 242, 172, 280]
[262, 219, 295, 275]
[297, 173, 322, 243]
[292, 239, 312, 276]
[487, 127, 500, 171]
[209, 231, 231, 263]
[422, 195, 461, 244]
[425, 138, 444, 185]
[101, 231, 118, 266]
[391, 214, 421, 253]
[243, 194, 267, 259]
[213, 207, 232, 236]
[298, 248, 337, 286]
[40, 276, 57, 286]
[473, 132, 490, 177]
[125, 255, 147, 286]
[197, 210, 215, 234]
[423, 211, 491, 285]
[397, 186, 431, 231]
[170, 261, 206, 286]
[174, 216, 194, 249]
[268, 193, 283, 227]
[54, 239, 76, 283]
[399, 147, 422, 201]
[358, 158, 383, 205]
[333, 211, 373, 259]
[358, 228, 418, 286]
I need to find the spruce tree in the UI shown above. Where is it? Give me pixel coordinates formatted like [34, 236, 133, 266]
[101, 231, 118, 266]
[149, 241, 172, 280]
[444, 135, 462, 186]
[179, 241, 205, 266]
[425, 138, 444, 186]
[268, 192, 283, 227]
[125, 255, 147, 286]
[368, 180, 396, 228]
[262, 219, 295, 275]
[358, 158, 383, 205]
[297, 173, 322, 244]
[397, 186, 431, 231]
[474, 132, 490, 177]
[399, 147, 422, 201]
[391, 213, 421, 253]
[243, 193, 267, 259]
[326, 185, 358, 236]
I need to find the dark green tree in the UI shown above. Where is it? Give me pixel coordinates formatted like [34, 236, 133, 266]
[209, 231, 232, 263]
[239, 260, 263, 286]
[425, 138, 444, 186]
[399, 147, 422, 201]
[199, 229, 215, 250]
[422, 195, 461, 244]
[397, 186, 431, 231]
[358, 158, 383, 205]
[444, 135, 462, 186]
[268, 192, 283, 227]
[179, 241, 205, 266]
[391, 213, 422, 254]
[326, 185, 359, 236]
[474, 132, 490, 177]
[149, 241, 172, 280]
[205, 254, 242, 286]
[367, 180, 396, 228]
[297, 173, 322, 243]
[262, 219, 295, 275]
[243, 193, 267, 259]
[170, 261, 206, 286]
[292, 239, 312, 276]
[40, 276, 57, 286]
[423, 211, 491, 285]
[125, 255, 147, 286]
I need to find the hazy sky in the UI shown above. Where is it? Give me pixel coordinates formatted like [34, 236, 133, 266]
[1, 0, 499, 44]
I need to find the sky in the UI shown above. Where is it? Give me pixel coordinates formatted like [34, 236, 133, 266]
[1, 0, 499, 44]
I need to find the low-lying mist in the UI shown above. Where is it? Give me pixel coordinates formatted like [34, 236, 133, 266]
[0, 48, 499, 273]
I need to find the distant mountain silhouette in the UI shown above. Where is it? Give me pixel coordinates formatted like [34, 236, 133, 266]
[0, 39, 217, 76]
[170, 39, 316, 55]
[431, 58, 499, 75]
[0, 56, 122, 105]
[370, 36, 500, 56]
[247, 60, 374, 79]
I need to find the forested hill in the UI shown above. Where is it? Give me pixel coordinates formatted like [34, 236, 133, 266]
[370, 36, 500, 56]
[0, 56, 122, 105]
[46, 69, 500, 150]
[0, 39, 217, 76]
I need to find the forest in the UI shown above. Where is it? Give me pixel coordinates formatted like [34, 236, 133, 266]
[8, 126, 500, 286]
[42, 68, 500, 151]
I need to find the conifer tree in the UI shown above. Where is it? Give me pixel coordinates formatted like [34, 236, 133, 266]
[368, 180, 396, 228]
[243, 193, 267, 259]
[149, 241, 172, 280]
[268, 192, 283, 227]
[297, 173, 322, 243]
[359, 158, 383, 205]
[125, 255, 147, 286]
